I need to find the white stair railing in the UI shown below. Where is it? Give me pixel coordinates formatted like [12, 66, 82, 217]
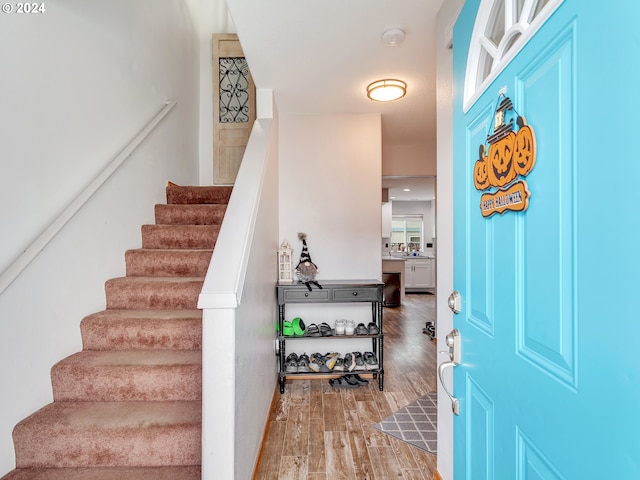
[0, 100, 177, 296]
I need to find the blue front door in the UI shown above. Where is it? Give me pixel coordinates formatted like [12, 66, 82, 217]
[452, 0, 640, 477]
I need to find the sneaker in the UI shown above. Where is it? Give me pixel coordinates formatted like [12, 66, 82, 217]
[335, 319, 346, 335]
[363, 351, 379, 370]
[309, 352, 323, 372]
[344, 320, 355, 335]
[325, 352, 340, 371]
[285, 353, 299, 373]
[353, 351, 366, 371]
[297, 353, 310, 373]
[343, 352, 356, 372]
[367, 322, 380, 335]
[355, 323, 368, 335]
[333, 356, 345, 372]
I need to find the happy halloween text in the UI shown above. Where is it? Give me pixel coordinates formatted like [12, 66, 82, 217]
[479, 181, 530, 217]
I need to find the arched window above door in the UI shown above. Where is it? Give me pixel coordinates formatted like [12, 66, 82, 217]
[463, 0, 563, 112]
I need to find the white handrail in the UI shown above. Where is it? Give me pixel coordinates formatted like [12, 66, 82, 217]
[0, 100, 177, 296]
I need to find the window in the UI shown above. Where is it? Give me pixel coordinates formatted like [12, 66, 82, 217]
[391, 215, 423, 252]
[463, 0, 562, 112]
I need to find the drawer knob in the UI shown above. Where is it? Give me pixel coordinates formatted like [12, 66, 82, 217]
[352, 291, 358, 296]
[305, 292, 309, 297]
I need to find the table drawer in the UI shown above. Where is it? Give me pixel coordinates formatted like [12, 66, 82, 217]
[332, 287, 379, 302]
[282, 289, 330, 302]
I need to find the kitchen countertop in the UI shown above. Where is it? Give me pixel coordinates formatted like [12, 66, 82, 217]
[382, 254, 435, 260]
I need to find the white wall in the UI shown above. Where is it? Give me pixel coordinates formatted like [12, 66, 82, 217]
[0, 1, 200, 473]
[382, 143, 436, 177]
[279, 113, 382, 282]
[436, 0, 465, 479]
[278, 113, 382, 354]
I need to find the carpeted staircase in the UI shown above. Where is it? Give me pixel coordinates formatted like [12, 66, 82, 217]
[1, 184, 232, 480]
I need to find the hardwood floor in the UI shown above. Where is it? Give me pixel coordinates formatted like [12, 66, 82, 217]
[254, 294, 438, 480]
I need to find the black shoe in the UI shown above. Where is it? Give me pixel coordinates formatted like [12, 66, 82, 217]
[345, 374, 369, 386]
[342, 375, 362, 387]
[329, 377, 359, 389]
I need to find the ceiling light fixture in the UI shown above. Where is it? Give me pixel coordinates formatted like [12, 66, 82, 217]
[366, 79, 407, 102]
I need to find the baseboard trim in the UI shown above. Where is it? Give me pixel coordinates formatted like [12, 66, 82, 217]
[251, 380, 280, 480]
[434, 468, 444, 480]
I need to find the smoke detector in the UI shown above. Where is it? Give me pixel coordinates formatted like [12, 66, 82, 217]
[382, 27, 406, 47]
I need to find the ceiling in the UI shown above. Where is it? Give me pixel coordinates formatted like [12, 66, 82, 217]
[225, 0, 446, 155]
[382, 176, 435, 202]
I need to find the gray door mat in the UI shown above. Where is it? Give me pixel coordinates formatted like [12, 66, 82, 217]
[372, 391, 437, 454]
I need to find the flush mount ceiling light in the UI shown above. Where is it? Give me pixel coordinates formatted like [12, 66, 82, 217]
[366, 79, 407, 102]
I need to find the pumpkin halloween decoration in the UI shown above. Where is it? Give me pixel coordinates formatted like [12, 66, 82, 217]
[473, 94, 537, 217]
[487, 130, 518, 187]
[474, 144, 491, 190]
[513, 116, 536, 176]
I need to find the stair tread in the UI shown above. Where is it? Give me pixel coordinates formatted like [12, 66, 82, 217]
[56, 350, 201, 367]
[107, 276, 204, 283]
[1, 466, 201, 480]
[105, 278, 203, 310]
[13, 401, 201, 468]
[166, 185, 232, 204]
[81, 310, 202, 351]
[140, 224, 219, 249]
[18, 400, 201, 429]
[126, 248, 213, 253]
[51, 351, 201, 402]
[84, 309, 202, 320]
[125, 249, 212, 277]
[154, 204, 226, 226]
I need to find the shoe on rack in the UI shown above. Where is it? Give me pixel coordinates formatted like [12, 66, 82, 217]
[367, 322, 380, 335]
[333, 356, 345, 372]
[325, 352, 340, 371]
[297, 353, 310, 373]
[345, 320, 355, 335]
[319, 323, 334, 336]
[306, 324, 321, 337]
[335, 319, 346, 335]
[285, 353, 299, 373]
[363, 351, 379, 370]
[355, 323, 368, 335]
[309, 352, 323, 372]
[343, 352, 356, 372]
[353, 351, 366, 371]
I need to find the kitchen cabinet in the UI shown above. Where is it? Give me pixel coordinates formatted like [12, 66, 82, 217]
[404, 257, 435, 291]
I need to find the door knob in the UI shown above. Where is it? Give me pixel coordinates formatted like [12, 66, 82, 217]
[448, 291, 461, 314]
[438, 328, 460, 415]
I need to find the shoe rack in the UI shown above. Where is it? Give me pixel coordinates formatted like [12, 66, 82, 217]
[276, 279, 384, 393]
